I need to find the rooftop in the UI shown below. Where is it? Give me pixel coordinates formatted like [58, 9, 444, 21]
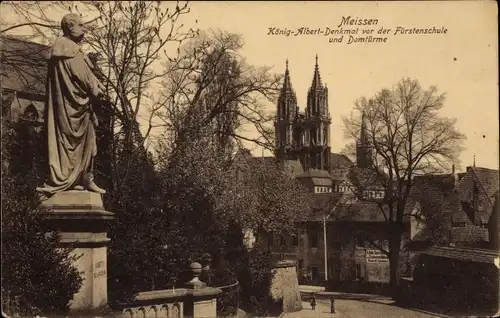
[420, 246, 498, 264]
[0, 35, 50, 96]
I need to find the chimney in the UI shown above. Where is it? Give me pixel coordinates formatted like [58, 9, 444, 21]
[451, 165, 456, 185]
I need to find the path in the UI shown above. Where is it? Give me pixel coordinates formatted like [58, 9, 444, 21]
[280, 298, 443, 318]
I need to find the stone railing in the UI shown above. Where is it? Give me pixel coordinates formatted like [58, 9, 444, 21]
[117, 289, 185, 318]
[117, 262, 222, 318]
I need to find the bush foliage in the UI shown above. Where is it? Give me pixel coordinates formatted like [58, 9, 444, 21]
[1, 122, 83, 316]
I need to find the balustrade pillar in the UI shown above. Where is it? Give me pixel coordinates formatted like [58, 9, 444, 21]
[183, 262, 222, 318]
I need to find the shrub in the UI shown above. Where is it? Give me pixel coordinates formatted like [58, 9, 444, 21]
[1, 122, 83, 316]
[237, 248, 274, 316]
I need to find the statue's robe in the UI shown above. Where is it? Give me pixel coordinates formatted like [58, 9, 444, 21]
[37, 37, 103, 194]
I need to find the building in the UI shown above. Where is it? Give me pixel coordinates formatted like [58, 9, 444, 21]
[407, 166, 499, 250]
[1, 35, 49, 125]
[234, 56, 500, 288]
[409, 246, 499, 315]
[234, 56, 403, 286]
[1, 35, 50, 173]
[454, 166, 499, 246]
[274, 56, 333, 172]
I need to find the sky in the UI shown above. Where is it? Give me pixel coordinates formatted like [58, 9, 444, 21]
[2, 1, 498, 171]
[184, 0, 498, 171]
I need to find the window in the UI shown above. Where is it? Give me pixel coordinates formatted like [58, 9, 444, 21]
[356, 264, 362, 280]
[311, 130, 317, 145]
[350, 266, 357, 280]
[292, 235, 299, 246]
[309, 233, 318, 248]
[279, 235, 286, 246]
[452, 222, 466, 227]
[236, 168, 243, 181]
[478, 200, 484, 210]
[23, 105, 39, 122]
[355, 234, 366, 247]
[269, 233, 274, 246]
[327, 258, 334, 277]
[310, 266, 320, 281]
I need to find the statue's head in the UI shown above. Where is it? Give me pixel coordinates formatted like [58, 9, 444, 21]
[61, 13, 85, 43]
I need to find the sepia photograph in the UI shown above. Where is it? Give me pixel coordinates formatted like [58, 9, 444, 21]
[1, 1, 498, 317]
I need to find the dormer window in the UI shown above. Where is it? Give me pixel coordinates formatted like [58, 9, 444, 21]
[22, 104, 39, 122]
[478, 200, 484, 210]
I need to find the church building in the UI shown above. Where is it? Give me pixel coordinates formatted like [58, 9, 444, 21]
[275, 56, 332, 172]
[233, 56, 403, 286]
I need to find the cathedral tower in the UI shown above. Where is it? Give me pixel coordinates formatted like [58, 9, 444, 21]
[301, 55, 331, 171]
[275, 56, 332, 171]
[275, 59, 298, 161]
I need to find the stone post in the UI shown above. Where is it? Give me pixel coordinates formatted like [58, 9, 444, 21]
[183, 262, 222, 317]
[270, 260, 302, 313]
[41, 190, 114, 312]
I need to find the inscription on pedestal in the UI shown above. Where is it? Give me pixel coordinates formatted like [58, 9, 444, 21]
[94, 261, 106, 278]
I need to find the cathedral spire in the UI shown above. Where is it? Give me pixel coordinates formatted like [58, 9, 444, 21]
[311, 54, 323, 91]
[281, 58, 294, 96]
[276, 59, 297, 151]
[360, 110, 369, 145]
[356, 109, 373, 168]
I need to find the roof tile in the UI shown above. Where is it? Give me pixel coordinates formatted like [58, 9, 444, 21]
[421, 246, 497, 264]
[1, 35, 50, 95]
[472, 167, 499, 203]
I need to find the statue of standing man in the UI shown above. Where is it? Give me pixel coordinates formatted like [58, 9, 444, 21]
[37, 13, 106, 195]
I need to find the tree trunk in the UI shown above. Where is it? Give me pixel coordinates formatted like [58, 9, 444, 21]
[388, 225, 402, 296]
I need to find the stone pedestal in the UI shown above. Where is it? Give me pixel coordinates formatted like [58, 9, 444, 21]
[41, 190, 114, 311]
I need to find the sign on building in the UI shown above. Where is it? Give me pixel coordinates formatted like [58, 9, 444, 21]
[272, 252, 298, 261]
[314, 186, 332, 194]
[365, 249, 389, 263]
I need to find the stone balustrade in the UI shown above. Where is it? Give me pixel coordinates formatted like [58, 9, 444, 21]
[118, 289, 185, 318]
[116, 262, 222, 318]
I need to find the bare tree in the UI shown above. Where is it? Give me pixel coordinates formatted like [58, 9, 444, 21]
[341, 78, 466, 289]
[1, 1, 65, 40]
[82, 1, 196, 192]
[0, 2, 106, 43]
[159, 30, 281, 157]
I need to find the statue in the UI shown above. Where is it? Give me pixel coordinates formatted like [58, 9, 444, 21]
[36, 13, 106, 195]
